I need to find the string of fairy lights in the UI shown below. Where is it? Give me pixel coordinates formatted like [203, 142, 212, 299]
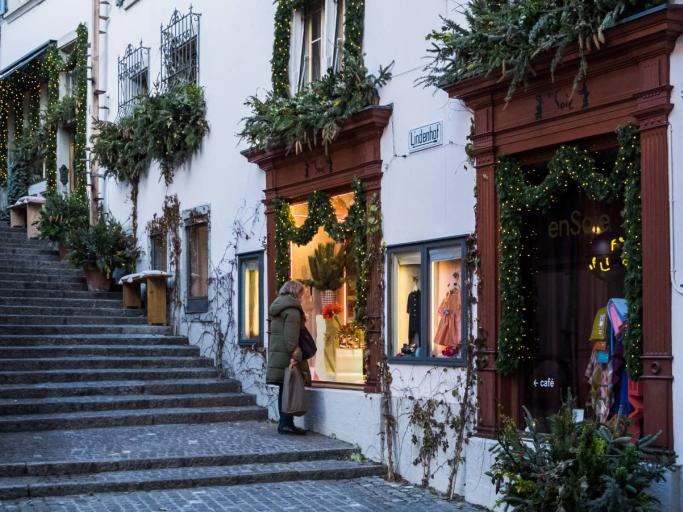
[273, 178, 370, 325]
[0, 23, 87, 198]
[495, 124, 643, 379]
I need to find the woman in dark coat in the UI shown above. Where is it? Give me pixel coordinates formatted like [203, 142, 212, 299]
[267, 280, 311, 435]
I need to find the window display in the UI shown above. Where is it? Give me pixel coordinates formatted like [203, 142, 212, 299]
[290, 192, 364, 384]
[238, 253, 263, 345]
[388, 239, 466, 363]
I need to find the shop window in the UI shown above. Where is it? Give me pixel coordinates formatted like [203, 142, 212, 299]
[388, 238, 467, 364]
[160, 7, 200, 91]
[185, 215, 208, 313]
[150, 232, 167, 272]
[238, 252, 263, 346]
[290, 192, 364, 384]
[519, 178, 626, 428]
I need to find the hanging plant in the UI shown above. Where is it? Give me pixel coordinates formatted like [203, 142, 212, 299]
[421, 0, 662, 101]
[274, 178, 370, 325]
[91, 83, 209, 186]
[241, 0, 392, 153]
[495, 124, 642, 379]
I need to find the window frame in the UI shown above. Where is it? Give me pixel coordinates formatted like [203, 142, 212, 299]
[298, 0, 325, 90]
[149, 230, 168, 272]
[184, 211, 209, 314]
[386, 236, 468, 367]
[237, 251, 264, 347]
[159, 7, 201, 92]
[117, 42, 150, 118]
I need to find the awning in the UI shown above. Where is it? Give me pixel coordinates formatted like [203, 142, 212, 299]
[0, 40, 56, 81]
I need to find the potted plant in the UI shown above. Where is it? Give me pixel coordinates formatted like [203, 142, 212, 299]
[36, 193, 89, 259]
[66, 213, 140, 291]
[488, 396, 674, 511]
[303, 242, 347, 306]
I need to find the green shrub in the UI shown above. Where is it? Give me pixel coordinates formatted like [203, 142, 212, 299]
[66, 213, 140, 279]
[488, 399, 674, 511]
[36, 193, 89, 244]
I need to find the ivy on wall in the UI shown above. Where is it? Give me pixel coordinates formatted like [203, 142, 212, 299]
[495, 124, 642, 379]
[273, 178, 370, 324]
[241, 0, 392, 153]
[0, 23, 88, 198]
[421, 0, 662, 101]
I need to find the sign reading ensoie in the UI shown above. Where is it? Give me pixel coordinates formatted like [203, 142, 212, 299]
[409, 121, 442, 153]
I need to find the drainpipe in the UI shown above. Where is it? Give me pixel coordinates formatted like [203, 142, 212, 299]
[90, 0, 110, 221]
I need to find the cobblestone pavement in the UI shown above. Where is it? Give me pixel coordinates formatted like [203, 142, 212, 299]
[0, 477, 486, 512]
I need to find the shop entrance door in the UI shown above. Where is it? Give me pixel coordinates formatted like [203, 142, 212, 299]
[519, 176, 625, 425]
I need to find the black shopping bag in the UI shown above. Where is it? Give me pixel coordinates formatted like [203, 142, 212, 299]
[282, 366, 308, 416]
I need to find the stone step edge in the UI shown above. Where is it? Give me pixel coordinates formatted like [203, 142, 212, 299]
[0, 391, 251, 406]
[0, 446, 361, 477]
[0, 458, 382, 499]
[0, 405, 265, 424]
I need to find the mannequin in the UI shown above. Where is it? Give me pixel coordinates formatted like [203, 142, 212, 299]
[406, 276, 420, 344]
[433, 275, 461, 355]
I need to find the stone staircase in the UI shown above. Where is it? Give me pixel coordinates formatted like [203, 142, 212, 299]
[0, 224, 382, 500]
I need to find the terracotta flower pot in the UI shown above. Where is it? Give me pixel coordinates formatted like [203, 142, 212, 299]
[83, 263, 112, 292]
[58, 243, 69, 261]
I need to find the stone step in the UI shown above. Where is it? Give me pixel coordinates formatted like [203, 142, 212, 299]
[0, 247, 59, 256]
[0, 262, 77, 273]
[0, 334, 188, 347]
[0, 378, 240, 399]
[0, 392, 256, 415]
[0, 459, 382, 499]
[0, 289, 121, 300]
[0, 272, 85, 284]
[0, 305, 143, 317]
[0, 405, 267, 432]
[0, 279, 86, 291]
[0, 367, 219, 384]
[0, 324, 169, 335]
[0, 344, 198, 358]
[0, 314, 147, 326]
[0, 356, 213, 371]
[0, 289, 123, 305]
[0, 296, 121, 308]
[0, 242, 55, 251]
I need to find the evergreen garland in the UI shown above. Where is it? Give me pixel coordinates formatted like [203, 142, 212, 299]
[273, 178, 370, 324]
[0, 23, 88, 197]
[496, 125, 642, 379]
[421, 0, 662, 101]
[242, 0, 392, 152]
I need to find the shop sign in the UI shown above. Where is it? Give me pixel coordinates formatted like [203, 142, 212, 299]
[409, 121, 442, 153]
[533, 377, 555, 389]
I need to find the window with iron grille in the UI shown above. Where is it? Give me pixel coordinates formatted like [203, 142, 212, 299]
[160, 7, 200, 91]
[117, 42, 150, 118]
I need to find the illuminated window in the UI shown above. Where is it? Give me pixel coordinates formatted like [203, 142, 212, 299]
[388, 238, 467, 364]
[289, 192, 364, 384]
[238, 252, 263, 345]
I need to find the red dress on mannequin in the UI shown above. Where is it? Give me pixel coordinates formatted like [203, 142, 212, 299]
[433, 289, 461, 352]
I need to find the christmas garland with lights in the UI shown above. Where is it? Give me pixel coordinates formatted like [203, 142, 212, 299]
[0, 24, 88, 197]
[273, 178, 370, 324]
[241, 0, 391, 152]
[496, 124, 642, 379]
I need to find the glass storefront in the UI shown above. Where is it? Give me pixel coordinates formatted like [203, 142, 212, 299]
[519, 176, 626, 426]
[290, 192, 364, 384]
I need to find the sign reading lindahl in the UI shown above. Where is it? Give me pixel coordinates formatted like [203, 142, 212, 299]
[409, 121, 442, 153]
